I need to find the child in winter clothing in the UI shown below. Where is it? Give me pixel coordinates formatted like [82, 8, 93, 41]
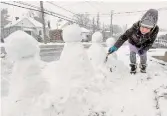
[108, 9, 159, 73]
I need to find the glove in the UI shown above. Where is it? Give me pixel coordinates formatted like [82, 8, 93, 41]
[138, 49, 145, 55]
[108, 46, 118, 54]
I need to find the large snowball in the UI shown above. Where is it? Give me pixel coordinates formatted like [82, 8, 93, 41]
[63, 24, 82, 42]
[106, 37, 116, 47]
[5, 30, 39, 61]
[91, 32, 103, 43]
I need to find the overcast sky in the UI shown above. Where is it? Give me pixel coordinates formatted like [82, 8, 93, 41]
[1, 1, 167, 30]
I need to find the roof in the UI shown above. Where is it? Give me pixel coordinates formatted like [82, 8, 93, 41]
[50, 19, 70, 29]
[26, 17, 43, 27]
[59, 20, 69, 29]
[5, 17, 42, 28]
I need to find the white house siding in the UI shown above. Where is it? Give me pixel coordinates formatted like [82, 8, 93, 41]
[15, 18, 35, 28]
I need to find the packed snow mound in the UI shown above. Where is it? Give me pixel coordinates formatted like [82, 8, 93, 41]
[87, 44, 106, 68]
[5, 30, 39, 61]
[63, 24, 82, 42]
[3, 36, 49, 116]
[59, 43, 95, 87]
[92, 32, 103, 43]
[106, 37, 116, 47]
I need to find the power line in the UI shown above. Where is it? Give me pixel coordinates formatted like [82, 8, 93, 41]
[84, 1, 100, 12]
[12, 1, 167, 16]
[0, 2, 77, 23]
[13, 1, 40, 10]
[60, 2, 83, 7]
[87, 1, 106, 13]
[46, 1, 77, 15]
[1, 1, 95, 29]
[12, 1, 75, 21]
[78, 7, 167, 16]
[114, 7, 167, 15]
[46, 1, 96, 28]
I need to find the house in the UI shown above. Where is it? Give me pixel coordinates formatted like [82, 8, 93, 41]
[49, 19, 91, 42]
[49, 20, 71, 42]
[50, 19, 71, 30]
[1, 17, 49, 42]
[81, 27, 91, 42]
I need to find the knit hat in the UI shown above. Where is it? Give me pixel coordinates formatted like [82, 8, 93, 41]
[140, 9, 158, 28]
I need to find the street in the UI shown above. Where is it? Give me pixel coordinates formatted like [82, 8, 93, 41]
[1, 43, 104, 62]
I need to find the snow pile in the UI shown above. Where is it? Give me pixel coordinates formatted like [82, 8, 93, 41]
[2, 30, 49, 116]
[105, 37, 129, 75]
[5, 30, 40, 61]
[154, 85, 167, 116]
[58, 24, 95, 85]
[1, 28, 167, 116]
[1, 56, 14, 97]
[43, 24, 96, 115]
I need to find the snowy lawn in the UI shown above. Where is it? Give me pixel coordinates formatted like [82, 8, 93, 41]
[1, 28, 167, 116]
[1, 45, 167, 116]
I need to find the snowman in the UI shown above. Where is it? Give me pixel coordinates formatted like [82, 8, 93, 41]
[106, 37, 117, 59]
[3, 30, 49, 116]
[86, 32, 115, 84]
[106, 37, 129, 75]
[87, 32, 107, 69]
[47, 24, 96, 115]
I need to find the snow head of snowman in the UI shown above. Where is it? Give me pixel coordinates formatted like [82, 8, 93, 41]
[91, 32, 103, 43]
[63, 24, 82, 42]
[106, 37, 116, 47]
[5, 30, 39, 61]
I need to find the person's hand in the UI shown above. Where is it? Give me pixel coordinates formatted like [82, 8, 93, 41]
[138, 49, 145, 55]
[108, 46, 118, 54]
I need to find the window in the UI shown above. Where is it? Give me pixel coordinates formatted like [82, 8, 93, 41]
[24, 31, 31, 35]
[39, 30, 42, 35]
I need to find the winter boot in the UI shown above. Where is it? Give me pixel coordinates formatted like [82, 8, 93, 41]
[139, 64, 147, 73]
[130, 63, 137, 74]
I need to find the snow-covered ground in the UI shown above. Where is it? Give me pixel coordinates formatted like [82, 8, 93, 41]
[1, 26, 167, 116]
[1, 46, 167, 116]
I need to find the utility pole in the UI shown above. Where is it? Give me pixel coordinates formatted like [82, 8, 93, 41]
[110, 10, 113, 37]
[92, 17, 95, 33]
[40, 1, 47, 43]
[97, 12, 99, 30]
[102, 22, 105, 41]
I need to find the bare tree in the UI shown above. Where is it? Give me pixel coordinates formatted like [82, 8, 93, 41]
[1, 8, 10, 28]
[73, 13, 91, 29]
